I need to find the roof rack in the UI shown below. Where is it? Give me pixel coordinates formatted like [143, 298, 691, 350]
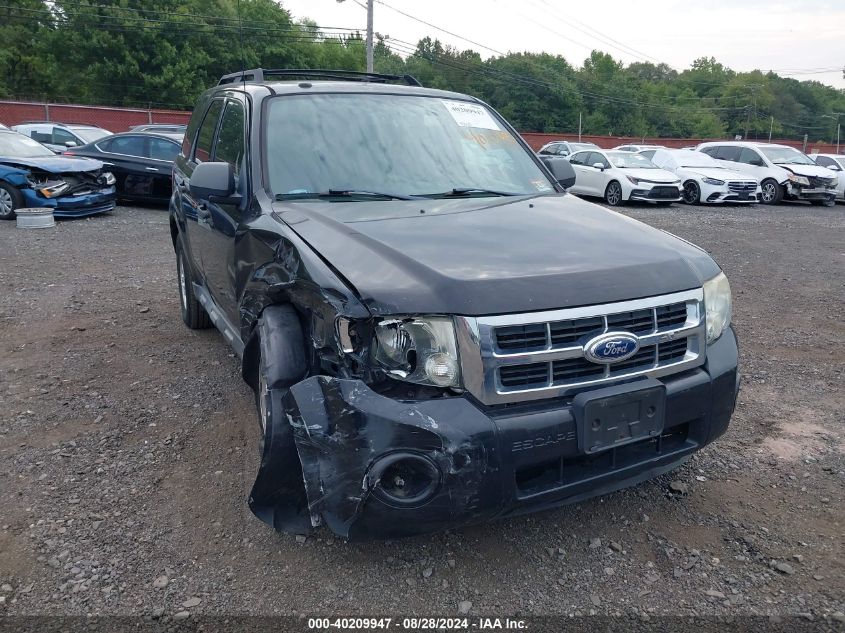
[218, 68, 422, 87]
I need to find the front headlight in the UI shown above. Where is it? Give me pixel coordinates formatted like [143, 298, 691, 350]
[99, 171, 116, 186]
[702, 177, 725, 186]
[787, 173, 810, 187]
[626, 175, 640, 185]
[703, 272, 732, 344]
[39, 182, 69, 198]
[372, 316, 461, 388]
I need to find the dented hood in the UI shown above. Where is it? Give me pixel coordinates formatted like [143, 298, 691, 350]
[0, 155, 103, 174]
[273, 194, 720, 316]
[777, 163, 837, 179]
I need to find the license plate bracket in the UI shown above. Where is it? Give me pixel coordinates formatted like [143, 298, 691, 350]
[573, 378, 666, 455]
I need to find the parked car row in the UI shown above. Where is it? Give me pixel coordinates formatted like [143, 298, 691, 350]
[0, 128, 116, 219]
[541, 139, 840, 207]
[0, 120, 187, 217]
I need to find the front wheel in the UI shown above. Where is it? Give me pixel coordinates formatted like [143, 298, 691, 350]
[604, 181, 624, 206]
[0, 182, 24, 220]
[760, 179, 783, 205]
[682, 180, 701, 204]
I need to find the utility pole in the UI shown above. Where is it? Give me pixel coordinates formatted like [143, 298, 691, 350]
[768, 116, 773, 143]
[578, 112, 582, 142]
[365, 0, 374, 73]
[338, 0, 374, 73]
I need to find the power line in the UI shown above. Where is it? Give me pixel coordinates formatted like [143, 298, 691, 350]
[375, 0, 507, 56]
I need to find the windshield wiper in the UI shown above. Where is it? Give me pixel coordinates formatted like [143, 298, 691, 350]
[275, 189, 418, 201]
[420, 187, 522, 198]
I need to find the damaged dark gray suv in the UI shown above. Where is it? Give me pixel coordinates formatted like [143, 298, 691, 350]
[169, 69, 739, 540]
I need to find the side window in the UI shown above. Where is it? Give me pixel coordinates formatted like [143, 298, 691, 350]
[193, 100, 224, 163]
[149, 137, 180, 161]
[213, 100, 246, 176]
[52, 127, 77, 145]
[738, 148, 763, 166]
[539, 145, 553, 155]
[108, 135, 146, 157]
[814, 156, 834, 168]
[31, 130, 52, 143]
[700, 147, 717, 157]
[715, 146, 740, 161]
[569, 151, 587, 166]
[586, 152, 607, 167]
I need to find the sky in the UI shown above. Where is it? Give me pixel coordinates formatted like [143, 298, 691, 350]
[280, 0, 845, 90]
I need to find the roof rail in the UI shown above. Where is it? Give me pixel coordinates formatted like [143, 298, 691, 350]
[218, 68, 422, 87]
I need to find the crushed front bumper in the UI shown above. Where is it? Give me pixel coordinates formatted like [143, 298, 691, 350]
[785, 183, 836, 203]
[251, 328, 739, 541]
[22, 186, 116, 218]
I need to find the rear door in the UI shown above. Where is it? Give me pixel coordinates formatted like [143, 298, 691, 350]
[200, 96, 248, 323]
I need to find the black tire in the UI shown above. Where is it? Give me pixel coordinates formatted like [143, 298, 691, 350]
[760, 178, 783, 205]
[0, 181, 24, 220]
[604, 181, 624, 206]
[247, 306, 312, 534]
[175, 238, 212, 329]
[682, 180, 701, 204]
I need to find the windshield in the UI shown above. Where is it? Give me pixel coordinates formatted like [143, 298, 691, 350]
[607, 151, 658, 168]
[0, 132, 55, 157]
[265, 94, 555, 199]
[71, 127, 111, 143]
[759, 146, 815, 165]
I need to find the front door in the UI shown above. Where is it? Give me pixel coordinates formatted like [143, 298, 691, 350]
[201, 97, 248, 325]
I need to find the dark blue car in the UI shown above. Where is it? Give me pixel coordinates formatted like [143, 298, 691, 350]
[0, 129, 116, 220]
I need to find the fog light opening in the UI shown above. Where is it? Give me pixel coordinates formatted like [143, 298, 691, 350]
[370, 452, 441, 507]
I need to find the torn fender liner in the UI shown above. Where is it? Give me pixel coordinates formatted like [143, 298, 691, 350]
[281, 376, 501, 540]
[248, 388, 313, 534]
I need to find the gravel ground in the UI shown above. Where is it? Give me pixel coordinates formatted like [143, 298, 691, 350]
[0, 201, 843, 623]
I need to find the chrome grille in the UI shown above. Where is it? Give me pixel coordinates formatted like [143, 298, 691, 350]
[455, 289, 706, 405]
[727, 181, 756, 192]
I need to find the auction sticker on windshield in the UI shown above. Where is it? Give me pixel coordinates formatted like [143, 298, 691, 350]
[442, 100, 502, 131]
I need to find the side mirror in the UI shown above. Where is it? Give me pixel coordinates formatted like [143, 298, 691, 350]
[190, 161, 235, 201]
[592, 162, 606, 170]
[540, 156, 576, 189]
[64, 141, 77, 147]
[827, 163, 842, 171]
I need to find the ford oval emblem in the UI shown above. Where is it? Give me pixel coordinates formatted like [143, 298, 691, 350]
[585, 332, 640, 364]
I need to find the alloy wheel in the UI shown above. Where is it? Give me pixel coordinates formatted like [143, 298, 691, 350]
[683, 182, 700, 204]
[0, 189, 13, 217]
[761, 182, 777, 203]
[177, 254, 188, 310]
[606, 183, 622, 206]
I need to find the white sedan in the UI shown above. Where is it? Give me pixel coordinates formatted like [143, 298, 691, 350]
[648, 149, 761, 204]
[567, 149, 682, 206]
[811, 154, 845, 201]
